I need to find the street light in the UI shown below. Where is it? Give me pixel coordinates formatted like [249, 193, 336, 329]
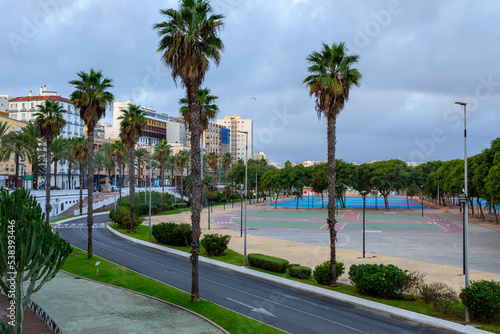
[421, 185, 424, 217]
[239, 130, 248, 266]
[148, 153, 152, 242]
[113, 153, 117, 211]
[455, 101, 469, 323]
[361, 191, 367, 258]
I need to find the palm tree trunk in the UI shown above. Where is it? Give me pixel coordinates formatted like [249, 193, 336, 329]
[180, 165, 184, 202]
[79, 164, 84, 215]
[326, 114, 338, 286]
[128, 147, 135, 233]
[45, 141, 52, 226]
[86, 124, 95, 258]
[53, 160, 57, 190]
[161, 164, 165, 203]
[68, 161, 72, 190]
[188, 83, 202, 303]
[15, 154, 19, 189]
[34, 147, 39, 190]
[119, 164, 123, 205]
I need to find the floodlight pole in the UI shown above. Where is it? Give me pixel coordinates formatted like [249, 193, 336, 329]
[456, 101, 469, 323]
[149, 153, 152, 242]
[114, 153, 117, 211]
[421, 185, 424, 217]
[361, 191, 367, 258]
[239, 130, 249, 266]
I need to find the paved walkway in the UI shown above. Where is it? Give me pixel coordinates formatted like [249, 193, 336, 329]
[31, 271, 226, 334]
[51, 191, 117, 220]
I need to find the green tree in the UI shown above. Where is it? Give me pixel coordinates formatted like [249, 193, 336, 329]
[71, 137, 88, 215]
[261, 168, 285, 209]
[179, 87, 219, 132]
[370, 159, 411, 210]
[135, 147, 149, 188]
[1, 131, 25, 190]
[154, 0, 224, 303]
[304, 42, 361, 286]
[174, 150, 190, 202]
[0, 189, 72, 334]
[310, 163, 328, 207]
[34, 100, 66, 225]
[51, 136, 68, 190]
[222, 152, 232, 180]
[93, 150, 107, 191]
[485, 152, 500, 223]
[69, 68, 114, 258]
[119, 104, 147, 233]
[19, 122, 43, 190]
[206, 152, 219, 191]
[153, 139, 173, 202]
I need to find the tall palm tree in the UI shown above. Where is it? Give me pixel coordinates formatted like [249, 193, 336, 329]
[69, 68, 114, 258]
[34, 100, 66, 225]
[65, 137, 77, 190]
[304, 42, 361, 286]
[179, 87, 219, 132]
[100, 142, 116, 186]
[20, 122, 43, 190]
[155, 0, 224, 302]
[112, 140, 127, 204]
[51, 136, 69, 190]
[135, 147, 149, 188]
[259, 158, 268, 167]
[174, 150, 190, 203]
[206, 152, 219, 191]
[119, 104, 147, 233]
[153, 139, 172, 202]
[72, 137, 88, 215]
[222, 152, 232, 181]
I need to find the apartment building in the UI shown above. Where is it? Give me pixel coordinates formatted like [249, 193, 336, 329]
[216, 115, 253, 164]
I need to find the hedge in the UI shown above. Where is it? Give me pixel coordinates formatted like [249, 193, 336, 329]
[289, 266, 312, 279]
[247, 253, 289, 273]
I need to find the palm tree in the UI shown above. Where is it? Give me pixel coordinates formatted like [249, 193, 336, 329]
[222, 152, 232, 180]
[153, 139, 172, 202]
[72, 137, 88, 215]
[69, 68, 114, 258]
[179, 87, 220, 132]
[34, 100, 67, 225]
[174, 150, 190, 203]
[135, 147, 149, 188]
[206, 152, 219, 191]
[119, 104, 147, 233]
[155, 0, 224, 302]
[65, 137, 77, 190]
[112, 140, 127, 204]
[304, 42, 361, 286]
[20, 122, 43, 190]
[100, 142, 116, 186]
[259, 158, 268, 167]
[51, 136, 69, 190]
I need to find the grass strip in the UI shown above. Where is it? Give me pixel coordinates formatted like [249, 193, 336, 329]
[62, 249, 284, 334]
[110, 224, 500, 333]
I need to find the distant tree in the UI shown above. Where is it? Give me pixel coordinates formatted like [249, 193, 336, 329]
[153, 139, 173, 202]
[370, 159, 411, 210]
[112, 140, 127, 205]
[174, 150, 190, 203]
[71, 137, 88, 215]
[310, 163, 328, 207]
[206, 152, 219, 191]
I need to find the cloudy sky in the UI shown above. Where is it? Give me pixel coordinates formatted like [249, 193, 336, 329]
[2, 0, 499, 164]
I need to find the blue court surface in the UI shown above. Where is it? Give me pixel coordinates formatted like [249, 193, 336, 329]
[269, 196, 426, 209]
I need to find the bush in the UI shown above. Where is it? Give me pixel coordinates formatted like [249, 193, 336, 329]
[152, 222, 192, 246]
[288, 263, 300, 268]
[110, 206, 143, 230]
[207, 191, 223, 204]
[460, 280, 500, 321]
[289, 266, 312, 279]
[348, 264, 413, 299]
[200, 234, 231, 256]
[247, 253, 289, 273]
[313, 261, 345, 285]
[175, 202, 188, 209]
[420, 282, 459, 314]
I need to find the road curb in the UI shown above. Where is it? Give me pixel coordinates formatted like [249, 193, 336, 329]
[50, 211, 110, 226]
[106, 224, 489, 334]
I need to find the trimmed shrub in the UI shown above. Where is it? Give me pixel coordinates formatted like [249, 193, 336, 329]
[110, 206, 143, 230]
[460, 280, 500, 321]
[247, 253, 289, 273]
[313, 261, 345, 285]
[200, 234, 231, 256]
[420, 282, 459, 314]
[288, 263, 300, 268]
[289, 266, 312, 279]
[175, 202, 188, 209]
[348, 264, 413, 299]
[152, 222, 192, 246]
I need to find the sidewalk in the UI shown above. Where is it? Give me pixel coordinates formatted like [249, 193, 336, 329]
[31, 271, 226, 334]
[51, 191, 117, 220]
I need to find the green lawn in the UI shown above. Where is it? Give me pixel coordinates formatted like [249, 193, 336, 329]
[109, 224, 500, 333]
[50, 214, 85, 223]
[62, 249, 282, 334]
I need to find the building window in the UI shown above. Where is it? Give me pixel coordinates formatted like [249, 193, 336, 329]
[0, 165, 2, 171]
[11, 165, 14, 172]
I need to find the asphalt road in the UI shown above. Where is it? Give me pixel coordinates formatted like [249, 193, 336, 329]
[57, 215, 448, 334]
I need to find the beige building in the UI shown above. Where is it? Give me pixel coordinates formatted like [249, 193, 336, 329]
[217, 115, 253, 164]
[0, 113, 32, 188]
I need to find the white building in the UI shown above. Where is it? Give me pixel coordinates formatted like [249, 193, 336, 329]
[253, 151, 267, 161]
[217, 115, 253, 164]
[0, 95, 9, 112]
[8, 86, 85, 190]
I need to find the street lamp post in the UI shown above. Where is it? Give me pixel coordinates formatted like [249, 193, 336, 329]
[113, 153, 117, 211]
[148, 153, 152, 242]
[455, 101, 469, 323]
[421, 185, 424, 217]
[361, 191, 367, 258]
[239, 130, 249, 266]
